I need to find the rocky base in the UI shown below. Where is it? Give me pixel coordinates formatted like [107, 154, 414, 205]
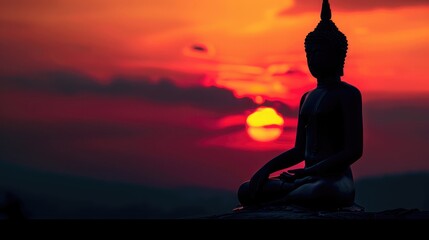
[203, 204, 429, 220]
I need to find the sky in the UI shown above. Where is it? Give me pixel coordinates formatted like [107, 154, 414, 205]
[1, 0, 429, 191]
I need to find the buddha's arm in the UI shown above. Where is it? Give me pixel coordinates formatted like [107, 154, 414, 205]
[248, 93, 308, 198]
[306, 88, 363, 176]
[257, 93, 308, 174]
[259, 131, 305, 175]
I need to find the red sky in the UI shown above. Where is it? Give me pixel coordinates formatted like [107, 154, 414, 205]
[1, 0, 429, 190]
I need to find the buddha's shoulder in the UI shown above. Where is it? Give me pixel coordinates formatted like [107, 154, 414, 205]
[338, 82, 361, 96]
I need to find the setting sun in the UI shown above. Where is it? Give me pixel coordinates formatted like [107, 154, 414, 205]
[246, 107, 284, 142]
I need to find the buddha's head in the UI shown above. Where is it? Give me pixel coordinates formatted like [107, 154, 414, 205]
[305, 0, 348, 79]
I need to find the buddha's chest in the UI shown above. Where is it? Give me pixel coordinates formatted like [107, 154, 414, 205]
[300, 88, 342, 126]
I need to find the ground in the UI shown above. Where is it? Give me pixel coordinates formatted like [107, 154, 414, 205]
[203, 204, 429, 220]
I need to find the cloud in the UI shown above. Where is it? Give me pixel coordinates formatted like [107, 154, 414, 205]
[280, 0, 429, 15]
[1, 71, 296, 117]
[0, 110, 277, 190]
[2, 74, 429, 190]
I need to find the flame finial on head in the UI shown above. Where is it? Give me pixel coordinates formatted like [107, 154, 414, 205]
[304, 0, 348, 76]
[321, 0, 331, 21]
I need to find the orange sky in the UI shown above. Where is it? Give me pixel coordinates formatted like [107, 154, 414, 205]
[1, 0, 429, 101]
[1, 0, 429, 190]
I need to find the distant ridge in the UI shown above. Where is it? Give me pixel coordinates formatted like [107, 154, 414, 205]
[0, 161, 237, 219]
[0, 160, 428, 218]
[355, 172, 429, 211]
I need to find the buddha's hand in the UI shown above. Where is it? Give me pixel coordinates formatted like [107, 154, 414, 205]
[288, 168, 309, 179]
[279, 172, 295, 182]
[249, 169, 270, 200]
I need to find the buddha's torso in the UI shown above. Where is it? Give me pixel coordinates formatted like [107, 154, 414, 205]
[300, 82, 350, 169]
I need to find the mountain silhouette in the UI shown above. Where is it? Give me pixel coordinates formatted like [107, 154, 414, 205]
[0, 160, 428, 219]
[0, 161, 237, 219]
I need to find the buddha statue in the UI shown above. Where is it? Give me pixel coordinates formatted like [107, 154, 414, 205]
[237, 0, 363, 210]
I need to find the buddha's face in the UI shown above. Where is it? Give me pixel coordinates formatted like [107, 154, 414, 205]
[306, 42, 342, 78]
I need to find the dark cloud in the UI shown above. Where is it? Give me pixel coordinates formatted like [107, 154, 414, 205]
[272, 69, 308, 77]
[1, 71, 296, 117]
[191, 44, 209, 53]
[280, 0, 429, 15]
[0, 116, 275, 190]
[1, 74, 429, 190]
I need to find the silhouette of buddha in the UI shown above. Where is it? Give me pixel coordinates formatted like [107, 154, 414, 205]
[237, 0, 363, 210]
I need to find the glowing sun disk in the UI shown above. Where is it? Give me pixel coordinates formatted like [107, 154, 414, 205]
[246, 107, 284, 127]
[246, 107, 284, 142]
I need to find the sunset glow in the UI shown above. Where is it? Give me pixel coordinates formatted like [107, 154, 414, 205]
[246, 107, 284, 142]
[1, 0, 429, 192]
[247, 127, 283, 143]
[246, 107, 284, 128]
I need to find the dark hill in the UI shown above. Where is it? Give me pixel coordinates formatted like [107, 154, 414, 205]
[1, 160, 428, 219]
